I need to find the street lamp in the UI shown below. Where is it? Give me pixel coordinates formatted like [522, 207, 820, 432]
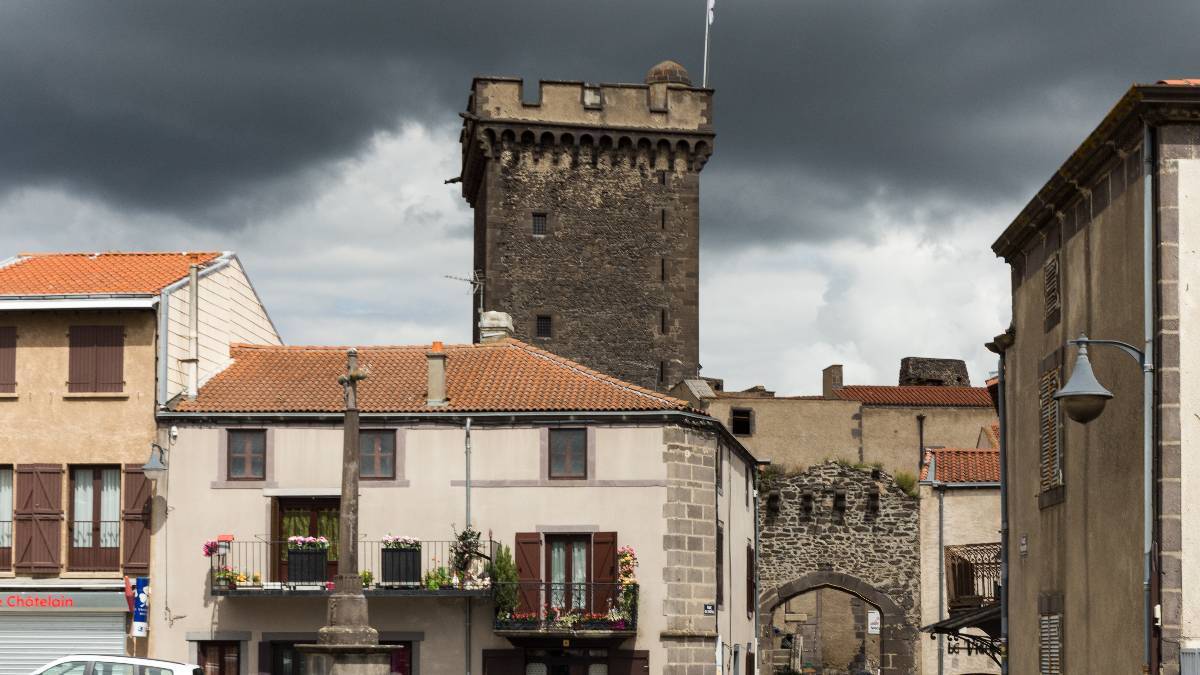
[1054, 331, 1153, 670]
[142, 443, 169, 483]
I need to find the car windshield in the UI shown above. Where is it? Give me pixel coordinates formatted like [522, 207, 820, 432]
[41, 663, 88, 675]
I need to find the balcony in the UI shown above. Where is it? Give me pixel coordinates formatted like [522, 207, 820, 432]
[208, 539, 498, 597]
[944, 542, 1001, 614]
[492, 582, 638, 638]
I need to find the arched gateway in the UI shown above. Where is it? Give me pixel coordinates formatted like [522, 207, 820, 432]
[757, 461, 921, 674]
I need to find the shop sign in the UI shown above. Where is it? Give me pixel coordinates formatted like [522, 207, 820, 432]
[130, 577, 149, 637]
[0, 590, 129, 612]
[867, 610, 881, 635]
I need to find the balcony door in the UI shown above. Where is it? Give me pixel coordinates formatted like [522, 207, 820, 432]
[275, 498, 339, 582]
[546, 535, 590, 613]
[69, 467, 120, 571]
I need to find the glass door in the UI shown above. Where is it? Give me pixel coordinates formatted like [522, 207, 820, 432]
[545, 535, 590, 613]
[276, 498, 339, 582]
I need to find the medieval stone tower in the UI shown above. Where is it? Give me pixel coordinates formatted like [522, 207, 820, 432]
[459, 60, 714, 390]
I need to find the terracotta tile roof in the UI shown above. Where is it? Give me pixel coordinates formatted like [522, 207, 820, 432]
[174, 339, 692, 414]
[833, 385, 993, 407]
[983, 422, 1000, 449]
[1159, 79, 1200, 86]
[0, 251, 222, 296]
[921, 448, 1000, 483]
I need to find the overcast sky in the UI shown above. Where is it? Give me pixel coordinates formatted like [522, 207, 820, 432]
[1, 1, 1195, 393]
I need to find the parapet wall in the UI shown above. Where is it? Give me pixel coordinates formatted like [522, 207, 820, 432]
[470, 78, 713, 133]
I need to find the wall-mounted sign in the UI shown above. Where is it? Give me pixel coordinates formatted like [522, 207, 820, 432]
[1019, 534, 1028, 558]
[0, 590, 129, 612]
[867, 610, 881, 635]
[130, 577, 149, 637]
[704, 603, 716, 615]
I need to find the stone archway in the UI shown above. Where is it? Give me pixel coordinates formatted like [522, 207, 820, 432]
[760, 571, 917, 674]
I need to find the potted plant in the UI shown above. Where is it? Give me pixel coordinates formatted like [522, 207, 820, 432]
[360, 570, 374, 589]
[422, 565, 452, 590]
[451, 525, 482, 587]
[496, 611, 540, 630]
[212, 566, 247, 590]
[380, 535, 421, 587]
[286, 535, 330, 583]
[489, 544, 519, 615]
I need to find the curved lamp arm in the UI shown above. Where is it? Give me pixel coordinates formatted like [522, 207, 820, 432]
[1068, 334, 1149, 370]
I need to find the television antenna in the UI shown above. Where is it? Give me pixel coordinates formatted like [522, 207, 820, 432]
[445, 270, 485, 318]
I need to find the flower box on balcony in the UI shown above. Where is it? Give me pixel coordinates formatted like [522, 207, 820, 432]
[381, 547, 421, 586]
[287, 549, 327, 583]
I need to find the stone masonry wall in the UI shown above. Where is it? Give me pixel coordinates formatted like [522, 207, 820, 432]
[470, 134, 703, 391]
[758, 461, 921, 673]
[661, 425, 719, 675]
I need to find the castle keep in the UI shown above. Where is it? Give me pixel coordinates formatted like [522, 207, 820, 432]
[459, 61, 713, 390]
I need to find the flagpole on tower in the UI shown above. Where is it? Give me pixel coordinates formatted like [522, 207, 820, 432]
[702, 0, 714, 87]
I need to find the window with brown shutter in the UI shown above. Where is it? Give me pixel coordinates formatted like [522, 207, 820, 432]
[13, 464, 63, 573]
[514, 532, 541, 614]
[67, 325, 124, 393]
[1039, 613, 1063, 674]
[121, 465, 151, 574]
[716, 521, 725, 608]
[746, 544, 755, 619]
[1039, 367, 1062, 493]
[592, 531, 618, 613]
[0, 327, 15, 393]
[1044, 253, 1061, 331]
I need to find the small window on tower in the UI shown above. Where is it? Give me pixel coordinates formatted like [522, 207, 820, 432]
[535, 315, 553, 339]
[532, 213, 548, 236]
[730, 409, 753, 436]
[660, 209, 667, 230]
[658, 360, 667, 385]
[658, 171, 667, 186]
[660, 309, 669, 334]
[660, 257, 667, 281]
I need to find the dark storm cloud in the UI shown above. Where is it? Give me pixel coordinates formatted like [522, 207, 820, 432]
[1, 0, 1198, 242]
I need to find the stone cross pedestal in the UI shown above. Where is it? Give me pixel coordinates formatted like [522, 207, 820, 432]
[300, 349, 391, 675]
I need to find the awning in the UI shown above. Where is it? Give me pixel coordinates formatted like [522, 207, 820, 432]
[921, 603, 1002, 665]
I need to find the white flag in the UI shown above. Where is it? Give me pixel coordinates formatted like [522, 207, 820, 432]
[707, 0, 715, 25]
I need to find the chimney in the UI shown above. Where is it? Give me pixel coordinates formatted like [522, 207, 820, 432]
[478, 310, 514, 344]
[426, 341, 448, 407]
[822, 364, 843, 399]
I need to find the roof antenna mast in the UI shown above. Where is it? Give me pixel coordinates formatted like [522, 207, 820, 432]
[445, 270, 486, 320]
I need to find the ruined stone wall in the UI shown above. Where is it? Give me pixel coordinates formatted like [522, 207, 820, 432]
[759, 461, 921, 673]
[469, 136, 702, 390]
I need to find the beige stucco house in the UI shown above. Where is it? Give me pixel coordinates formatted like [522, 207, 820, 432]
[672, 358, 996, 480]
[989, 79, 1200, 674]
[918, 446, 1001, 675]
[151, 326, 758, 675]
[0, 251, 280, 675]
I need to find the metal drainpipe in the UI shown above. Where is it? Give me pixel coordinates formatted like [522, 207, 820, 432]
[1142, 123, 1157, 673]
[917, 414, 927, 475]
[187, 264, 199, 398]
[997, 351, 1010, 674]
[464, 416, 473, 675]
[937, 481, 945, 675]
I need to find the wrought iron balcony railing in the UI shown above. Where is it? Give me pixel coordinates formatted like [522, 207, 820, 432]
[944, 542, 1001, 614]
[492, 582, 638, 634]
[207, 538, 497, 596]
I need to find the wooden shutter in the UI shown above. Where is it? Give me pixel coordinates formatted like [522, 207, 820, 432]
[68, 326, 96, 392]
[514, 532, 541, 614]
[0, 327, 15, 393]
[67, 326, 123, 393]
[746, 544, 755, 618]
[482, 650, 524, 675]
[1044, 252, 1061, 329]
[1039, 368, 1061, 492]
[1039, 613, 1063, 674]
[94, 326, 124, 392]
[592, 531, 617, 613]
[608, 650, 649, 675]
[14, 464, 62, 572]
[121, 465, 151, 574]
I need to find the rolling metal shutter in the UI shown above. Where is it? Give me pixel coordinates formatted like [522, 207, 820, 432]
[1183, 648, 1200, 675]
[0, 612, 125, 675]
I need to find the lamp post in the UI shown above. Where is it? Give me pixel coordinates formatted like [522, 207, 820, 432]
[142, 443, 169, 483]
[1055, 332, 1154, 669]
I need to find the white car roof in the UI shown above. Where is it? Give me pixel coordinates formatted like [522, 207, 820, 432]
[37, 656, 199, 671]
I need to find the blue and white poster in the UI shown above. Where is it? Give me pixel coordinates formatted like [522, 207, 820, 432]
[130, 577, 149, 637]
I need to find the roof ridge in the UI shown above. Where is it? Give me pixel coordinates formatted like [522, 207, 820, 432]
[15, 250, 224, 257]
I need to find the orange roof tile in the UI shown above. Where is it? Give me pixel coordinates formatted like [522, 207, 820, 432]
[983, 422, 1000, 449]
[921, 448, 1000, 483]
[0, 251, 222, 296]
[1159, 79, 1200, 86]
[834, 385, 993, 407]
[174, 339, 692, 414]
